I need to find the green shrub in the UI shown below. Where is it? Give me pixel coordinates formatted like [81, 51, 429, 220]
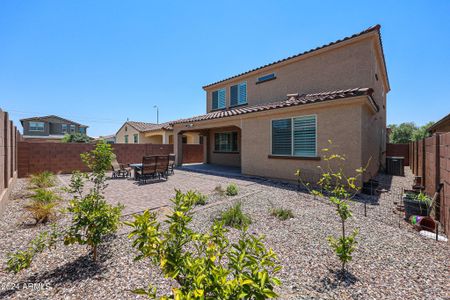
[219, 202, 251, 229]
[25, 188, 61, 224]
[226, 183, 239, 196]
[126, 190, 281, 299]
[64, 193, 123, 261]
[194, 192, 208, 205]
[6, 225, 60, 273]
[29, 171, 56, 188]
[270, 207, 294, 220]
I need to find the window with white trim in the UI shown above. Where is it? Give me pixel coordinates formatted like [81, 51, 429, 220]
[29, 121, 45, 131]
[62, 124, 68, 133]
[133, 134, 138, 143]
[230, 82, 247, 106]
[271, 115, 316, 157]
[214, 132, 238, 152]
[124, 135, 129, 144]
[70, 124, 76, 133]
[212, 88, 226, 110]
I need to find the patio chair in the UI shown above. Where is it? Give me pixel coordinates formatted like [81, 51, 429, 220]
[136, 156, 157, 183]
[156, 155, 170, 180]
[168, 154, 176, 175]
[111, 158, 131, 178]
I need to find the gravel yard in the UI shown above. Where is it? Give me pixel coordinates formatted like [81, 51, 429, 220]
[0, 169, 449, 299]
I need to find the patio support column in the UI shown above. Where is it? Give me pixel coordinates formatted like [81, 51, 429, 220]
[162, 133, 167, 144]
[176, 133, 183, 166]
[202, 134, 208, 164]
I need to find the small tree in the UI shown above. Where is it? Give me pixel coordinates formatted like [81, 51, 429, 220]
[5, 142, 123, 272]
[296, 141, 367, 274]
[126, 190, 281, 299]
[64, 141, 123, 261]
[62, 133, 91, 143]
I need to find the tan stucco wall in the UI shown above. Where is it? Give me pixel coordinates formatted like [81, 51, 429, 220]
[205, 33, 387, 114]
[241, 101, 365, 184]
[174, 97, 379, 185]
[116, 124, 174, 144]
[116, 124, 141, 144]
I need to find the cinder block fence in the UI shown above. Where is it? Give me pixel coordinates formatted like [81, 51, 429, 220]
[410, 132, 450, 234]
[0, 109, 21, 214]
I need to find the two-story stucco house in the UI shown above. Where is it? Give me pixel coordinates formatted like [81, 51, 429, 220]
[172, 25, 390, 184]
[20, 115, 88, 142]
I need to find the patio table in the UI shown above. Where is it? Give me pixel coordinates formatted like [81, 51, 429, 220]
[129, 163, 143, 180]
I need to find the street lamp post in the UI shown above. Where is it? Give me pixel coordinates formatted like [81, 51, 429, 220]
[153, 105, 159, 124]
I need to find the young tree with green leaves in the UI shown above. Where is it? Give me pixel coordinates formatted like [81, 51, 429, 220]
[296, 141, 367, 274]
[5, 141, 123, 272]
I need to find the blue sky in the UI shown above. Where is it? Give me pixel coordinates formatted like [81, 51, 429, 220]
[1, 1, 449, 137]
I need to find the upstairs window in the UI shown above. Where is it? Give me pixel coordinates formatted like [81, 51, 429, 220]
[62, 124, 68, 133]
[212, 88, 226, 110]
[271, 115, 316, 157]
[133, 134, 138, 143]
[257, 73, 276, 84]
[230, 82, 247, 106]
[79, 127, 86, 134]
[29, 121, 44, 131]
[124, 135, 129, 144]
[70, 124, 76, 133]
[215, 132, 238, 152]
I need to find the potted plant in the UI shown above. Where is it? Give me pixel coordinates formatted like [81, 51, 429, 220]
[403, 191, 432, 220]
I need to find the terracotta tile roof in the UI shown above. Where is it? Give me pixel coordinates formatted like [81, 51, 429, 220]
[203, 25, 388, 89]
[127, 121, 173, 132]
[171, 88, 375, 125]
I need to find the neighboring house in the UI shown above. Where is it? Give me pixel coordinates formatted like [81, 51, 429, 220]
[115, 121, 201, 144]
[20, 115, 88, 142]
[172, 25, 389, 184]
[97, 134, 116, 144]
[428, 113, 450, 134]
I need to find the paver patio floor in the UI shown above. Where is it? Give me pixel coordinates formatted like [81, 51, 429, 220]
[58, 169, 256, 215]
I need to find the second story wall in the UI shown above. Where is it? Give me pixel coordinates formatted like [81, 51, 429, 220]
[204, 34, 387, 113]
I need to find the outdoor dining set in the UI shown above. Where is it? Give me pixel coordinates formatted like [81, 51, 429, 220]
[111, 154, 176, 183]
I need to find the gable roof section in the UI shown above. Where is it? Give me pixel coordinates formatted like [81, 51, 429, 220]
[20, 115, 88, 127]
[428, 113, 450, 132]
[126, 121, 173, 132]
[203, 25, 389, 90]
[171, 88, 375, 125]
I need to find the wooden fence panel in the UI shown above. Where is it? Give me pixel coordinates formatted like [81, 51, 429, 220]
[182, 144, 204, 164]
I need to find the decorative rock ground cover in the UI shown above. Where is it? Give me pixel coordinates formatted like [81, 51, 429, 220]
[0, 169, 449, 299]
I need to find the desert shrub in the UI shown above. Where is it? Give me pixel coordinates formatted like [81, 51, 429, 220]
[219, 202, 251, 229]
[226, 183, 239, 196]
[270, 207, 294, 221]
[126, 190, 281, 299]
[29, 171, 56, 188]
[24, 188, 61, 224]
[214, 184, 225, 196]
[296, 140, 367, 273]
[6, 225, 60, 273]
[194, 191, 208, 205]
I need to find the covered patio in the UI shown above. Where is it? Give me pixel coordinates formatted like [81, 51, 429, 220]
[173, 119, 242, 172]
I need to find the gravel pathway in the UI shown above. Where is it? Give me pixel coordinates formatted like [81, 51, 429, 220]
[0, 170, 449, 299]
